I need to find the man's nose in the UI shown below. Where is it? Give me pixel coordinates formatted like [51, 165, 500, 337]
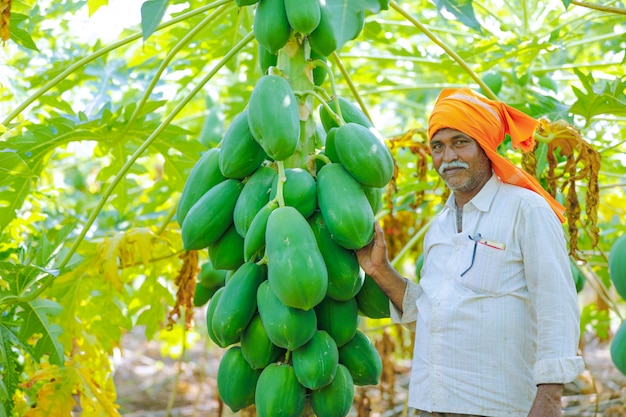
[442, 146, 458, 162]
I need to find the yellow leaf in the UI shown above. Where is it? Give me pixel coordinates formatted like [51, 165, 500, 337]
[21, 364, 77, 417]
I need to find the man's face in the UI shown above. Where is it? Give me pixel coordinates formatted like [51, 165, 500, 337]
[430, 128, 492, 195]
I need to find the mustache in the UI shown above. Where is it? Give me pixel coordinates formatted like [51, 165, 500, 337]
[439, 160, 469, 175]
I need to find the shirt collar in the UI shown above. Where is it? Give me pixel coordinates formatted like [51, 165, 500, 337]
[444, 172, 499, 213]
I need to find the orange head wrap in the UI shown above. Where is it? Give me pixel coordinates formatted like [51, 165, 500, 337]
[428, 88, 566, 223]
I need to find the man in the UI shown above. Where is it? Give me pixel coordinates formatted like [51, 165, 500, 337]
[357, 88, 585, 417]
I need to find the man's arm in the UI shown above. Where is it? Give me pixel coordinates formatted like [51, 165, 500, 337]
[527, 384, 563, 417]
[356, 222, 408, 312]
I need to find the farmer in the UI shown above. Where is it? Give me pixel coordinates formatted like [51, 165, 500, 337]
[357, 88, 585, 417]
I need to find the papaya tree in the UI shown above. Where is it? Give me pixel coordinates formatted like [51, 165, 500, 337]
[0, 0, 625, 415]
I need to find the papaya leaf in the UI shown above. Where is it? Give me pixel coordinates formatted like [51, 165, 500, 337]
[561, 0, 572, 9]
[0, 262, 59, 298]
[432, 0, 484, 34]
[569, 70, 626, 122]
[326, 0, 367, 50]
[141, 0, 170, 41]
[362, 0, 390, 12]
[87, 0, 109, 16]
[0, 152, 35, 184]
[0, 322, 22, 417]
[18, 299, 64, 366]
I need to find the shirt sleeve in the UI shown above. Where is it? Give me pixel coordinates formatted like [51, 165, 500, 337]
[521, 204, 585, 384]
[389, 279, 423, 332]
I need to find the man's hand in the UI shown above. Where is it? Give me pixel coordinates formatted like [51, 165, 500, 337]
[527, 384, 563, 417]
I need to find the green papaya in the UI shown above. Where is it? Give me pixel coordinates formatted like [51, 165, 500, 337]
[193, 283, 217, 307]
[255, 363, 306, 417]
[258, 43, 278, 74]
[197, 260, 227, 289]
[310, 364, 354, 417]
[338, 329, 382, 386]
[319, 97, 373, 132]
[570, 259, 585, 293]
[323, 127, 339, 162]
[212, 262, 265, 347]
[609, 234, 626, 299]
[208, 225, 245, 271]
[244, 199, 279, 261]
[247, 75, 300, 161]
[236, 0, 259, 6]
[176, 148, 226, 226]
[356, 274, 391, 319]
[308, 2, 336, 57]
[269, 168, 317, 218]
[315, 297, 359, 347]
[240, 314, 284, 370]
[266, 206, 328, 310]
[310, 50, 328, 86]
[610, 321, 626, 376]
[257, 281, 317, 350]
[317, 163, 375, 250]
[293, 330, 339, 390]
[206, 287, 225, 346]
[217, 346, 261, 412]
[363, 186, 384, 215]
[253, 0, 291, 54]
[284, 0, 320, 35]
[334, 122, 394, 188]
[218, 110, 267, 179]
[181, 179, 243, 250]
[309, 212, 364, 301]
[233, 166, 277, 237]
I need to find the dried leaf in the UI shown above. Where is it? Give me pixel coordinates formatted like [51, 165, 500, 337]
[0, 0, 11, 42]
[167, 250, 199, 329]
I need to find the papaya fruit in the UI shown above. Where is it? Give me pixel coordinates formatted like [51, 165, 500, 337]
[363, 185, 384, 215]
[323, 127, 339, 162]
[338, 329, 382, 386]
[240, 314, 284, 370]
[284, 0, 321, 35]
[310, 364, 355, 417]
[257, 281, 317, 350]
[197, 260, 227, 289]
[293, 330, 339, 390]
[255, 363, 306, 417]
[610, 321, 626, 376]
[253, 0, 291, 54]
[310, 50, 328, 86]
[181, 178, 243, 250]
[247, 75, 300, 161]
[308, 2, 336, 57]
[258, 43, 278, 74]
[609, 234, 626, 299]
[176, 148, 225, 226]
[218, 110, 267, 179]
[334, 122, 394, 188]
[269, 168, 317, 218]
[266, 206, 328, 310]
[309, 212, 364, 301]
[217, 346, 261, 412]
[212, 262, 265, 347]
[244, 198, 279, 261]
[317, 163, 375, 250]
[319, 97, 373, 132]
[205, 287, 225, 346]
[193, 283, 217, 307]
[208, 225, 245, 271]
[356, 274, 391, 319]
[315, 296, 359, 347]
[234, 166, 276, 237]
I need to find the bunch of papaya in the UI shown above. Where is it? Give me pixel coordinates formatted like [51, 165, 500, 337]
[176, 2, 393, 415]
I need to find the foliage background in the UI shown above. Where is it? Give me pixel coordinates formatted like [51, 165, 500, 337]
[0, 0, 625, 414]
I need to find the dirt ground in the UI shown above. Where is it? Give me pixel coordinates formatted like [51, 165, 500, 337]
[113, 320, 626, 417]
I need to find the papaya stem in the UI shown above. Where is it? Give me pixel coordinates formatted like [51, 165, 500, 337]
[2, 0, 231, 127]
[157, 203, 178, 237]
[285, 350, 292, 364]
[121, 4, 232, 138]
[391, 217, 434, 267]
[293, 90, 343, 127]
[330, 52, 371, 124]
[570, 0, 626, 15]
[56, 32, 255, 273]
[309, 153, 331, 167]
[276, 161, 287, 208]
[313, 85, 333, 103]
[389, 1, 498, 101]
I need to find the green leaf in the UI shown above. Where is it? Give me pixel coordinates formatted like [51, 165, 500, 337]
[561, 0, 572, 9]
[9, 25, 39, 52]
[433, 0, 484, 33]
[0, 152, 35, 184]
[0, 320, 22, 417]
[326, 0, 367, 50]
[362, 0, 390, 12]
[141, 0, 170, 41]
[0, 176, 32, 234]
[87, 0, 109, 16]
[18, 299, 65, 366]
[569, 70, 626, 122]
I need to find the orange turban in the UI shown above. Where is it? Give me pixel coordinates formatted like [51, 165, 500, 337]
[428, 88, 566, 223]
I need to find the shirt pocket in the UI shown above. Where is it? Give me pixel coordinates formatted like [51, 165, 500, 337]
[455, 242, 508, 296]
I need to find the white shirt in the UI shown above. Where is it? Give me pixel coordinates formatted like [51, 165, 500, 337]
[392, 175, 585, 416]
